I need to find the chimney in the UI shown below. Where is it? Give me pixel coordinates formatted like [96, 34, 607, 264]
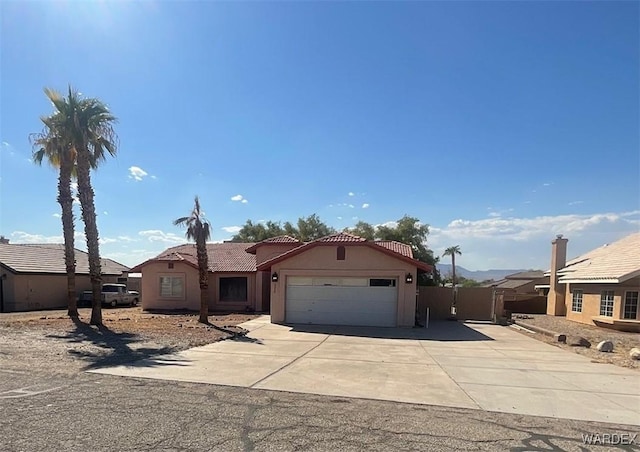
[0, 236, 9, 244]
[546, 234, 568, 316]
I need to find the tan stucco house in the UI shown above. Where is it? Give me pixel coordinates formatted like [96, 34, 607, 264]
[546, 232, 640, 332]
[132, 232, 433, 327]
[0, 241, 130, 312]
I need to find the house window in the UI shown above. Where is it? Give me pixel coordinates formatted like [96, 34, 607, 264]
[623, 291, 639, 320]
[159, 276, 184, 298]
[220, 277, 248, 302]
[571, 290, 583, 313]
[599, 290, 615, 317]
[337, 246, 345, 261]
[369, 278, 396, 287]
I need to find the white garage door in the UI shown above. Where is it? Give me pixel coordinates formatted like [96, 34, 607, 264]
[285, 277, 398, 327]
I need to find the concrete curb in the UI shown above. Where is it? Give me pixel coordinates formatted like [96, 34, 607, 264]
[514, 321, 566, 343]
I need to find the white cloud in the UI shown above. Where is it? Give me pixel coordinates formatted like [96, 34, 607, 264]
[362, 203, 370, 209]
[231, 194, 249, 203]
[102, 249, 159, 268]
[138, 230, 184, 244]
[52, 213, 61, 218]
[568, 201, 584, 206]
[222, 226, 242, 233]
[103, 211, 109, 216]
[348, 204, 355, 209]
[428, 210, 640, 269]
[542, 182, 553, 187]
[337, 216, 343, 220]
[128, 166, 149, 181]
[11, 231, 64, 244]
[348, 192, 355, 197]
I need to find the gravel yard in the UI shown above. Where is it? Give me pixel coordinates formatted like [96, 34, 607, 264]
[513, 314, 640, 370]
[0, 307, 258, 373]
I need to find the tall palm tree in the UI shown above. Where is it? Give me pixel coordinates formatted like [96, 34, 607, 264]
[443, 245, 462, 286]
[174, 196, 211, 323]
[44, 87, 119, 326]
[31, 121, 78, 317]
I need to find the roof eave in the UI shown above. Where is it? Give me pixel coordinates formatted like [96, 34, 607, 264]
[560, 278, 620, 284]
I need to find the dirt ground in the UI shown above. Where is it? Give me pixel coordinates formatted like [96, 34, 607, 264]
[0, 307, 259, 346]
[512, 314, 640, 370]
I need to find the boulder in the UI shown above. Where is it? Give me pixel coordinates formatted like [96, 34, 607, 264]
[567, 336, 591, 348]
[596, 340, 614, 352]
[630, 348, 640, 360]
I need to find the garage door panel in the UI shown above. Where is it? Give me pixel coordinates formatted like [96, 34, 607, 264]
[287, 286, 396, 303]
[286, 281, 398, 327]
[286, 299, 396, 315]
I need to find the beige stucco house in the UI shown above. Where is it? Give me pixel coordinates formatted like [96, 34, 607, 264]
[546, 232, 640, 332]
[133, 232, 433, 327]
[0, 241, 130, 312]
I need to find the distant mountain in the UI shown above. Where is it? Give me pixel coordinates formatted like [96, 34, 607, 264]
[435, 264, 529, 282]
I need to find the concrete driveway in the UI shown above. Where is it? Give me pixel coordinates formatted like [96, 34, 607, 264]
[90, 316, 640, 426]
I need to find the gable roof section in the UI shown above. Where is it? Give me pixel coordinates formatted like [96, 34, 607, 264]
[315, 232, 367, 242]
[373, 241, 413, 258]
[554, 232, 640, 283]
[256, 233, 432, 272]
[131, 242, 257, 273]
[505, 270, 545, 280]
[245, 235, 301, 254]
[0, 244, 129, 275]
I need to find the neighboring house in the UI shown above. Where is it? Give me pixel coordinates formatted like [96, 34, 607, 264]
[132, 232, 433, 327]
[0, 241, 130, 312]
[484, 271, 549, 295]
[546, 233, 640, 332]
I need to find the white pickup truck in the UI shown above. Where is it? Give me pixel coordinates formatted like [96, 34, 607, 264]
[79, 283, 140, 308]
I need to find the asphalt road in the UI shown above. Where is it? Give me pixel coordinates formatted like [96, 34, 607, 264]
[1, 328, 638, 451]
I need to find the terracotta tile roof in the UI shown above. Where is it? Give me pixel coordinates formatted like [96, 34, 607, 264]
[373, 241, 413, 258]
[244, 235, 302, 254]
[256, 233, 433, 272]
[140, 242, 257, 273]
[314, 232, 367, 243]
[261, 235, 301, 244]
[555, 232, 640, 283]
[0, 243, 129, 275]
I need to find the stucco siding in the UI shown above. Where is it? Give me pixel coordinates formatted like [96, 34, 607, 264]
[141, 262, 200, 311]
[270, 245, 417, 327]
[564, 281, 640, 325]
[2, 273, 121, 312]
[140, 262, 259, 312]
[209, 273, 257, 311]
[255, 245, 300, 266]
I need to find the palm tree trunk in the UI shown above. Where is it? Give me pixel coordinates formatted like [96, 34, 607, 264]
[57, 157, 77, 317]
[196, 242, 209, 324]
[451, 254, 456, 286]
[76, 147, 103, 326]
[200, 285, 208, 323]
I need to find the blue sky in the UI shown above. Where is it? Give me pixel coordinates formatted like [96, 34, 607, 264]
[1, 1, 638, 270]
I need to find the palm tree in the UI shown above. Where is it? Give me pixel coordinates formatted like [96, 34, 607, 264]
[44, 87, 119, 326]
[174, 196, 211, 323]
[443, 245, 462, 286]
[31, 121, 78, 317]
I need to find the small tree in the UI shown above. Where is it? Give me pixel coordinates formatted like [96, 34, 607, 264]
[174, 196, 211, 323]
